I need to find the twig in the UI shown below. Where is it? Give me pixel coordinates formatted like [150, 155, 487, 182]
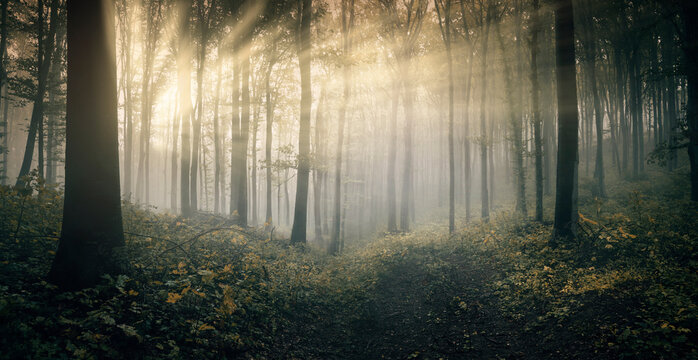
[156, 227, 249, 258]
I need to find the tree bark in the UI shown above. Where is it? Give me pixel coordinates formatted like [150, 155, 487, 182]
[16, 0, 59, 189]
[479, 7, 491, 221]
[530, 0, 543, 221]
[178, 0, 193, 216]
[552, 0, 580, 241]
[330, 0, 353, 254]
[680, 1, 698, 201]
[48, 0, 124, 290]
[290, 0, 312, 244]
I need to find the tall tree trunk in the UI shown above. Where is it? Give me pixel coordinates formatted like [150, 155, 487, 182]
[479, 8, 491, 221]
[191, 26, 207, 213]
[251, 97, 259, 226]
[0, 0, 7, 185]
[681, 1, 698, 201]
[386, 75, 398, 232]
[46, 20, 64, 184]
[170, 105, 179, 210]
[48, 0, 124, 290]
[400, 65, 415, 231]
[582, 1, 605, 197]
[330, 0, 353, 254]
[230, 46, 240, 217]
[552, 0, 580, 241]
[236, 49, 251, 226]
[495, 20, 526, 217]
[213, 53, 222, 214]
[119, 0, 134, 199]
[434, 0, 455, 233]
[178, 0, 193, 216]
[265, 63, 273, 225]
[313, 86, 325, 241]
[530, 0, 543, 221]
[16, 0, 58, 189]
[290, 0, 312, 244]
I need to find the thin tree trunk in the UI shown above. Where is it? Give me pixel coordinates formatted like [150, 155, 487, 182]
[530, 0, 543, 221]
[330, 0, 353, 254]
[290, 0, 312, 244]
[265, 63, 273, 225]
[479, 8, 491, 221]
[178, 0, 193, 216]
[16, 0, 58, 189]
[236, 49, 251, 226]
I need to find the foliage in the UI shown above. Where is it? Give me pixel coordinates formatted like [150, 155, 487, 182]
[0, 172, 696, 359]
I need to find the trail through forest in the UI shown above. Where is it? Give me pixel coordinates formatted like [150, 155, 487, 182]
[283, 230, 584, 360]
[0, 174, 696, 359]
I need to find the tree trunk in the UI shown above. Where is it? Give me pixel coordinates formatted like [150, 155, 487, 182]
[479, 8, 491, 221]
[330, 0, 353, 254]
[434, 0, 455, 233]
[386, 76, 398, 232]
[178, 0, 193, 216]
[48, 0, 124, 290]
[0, 0, 7, 185]
[290, 0, 312, 244]
[16, 0, 58, 189]
[213, 53, 222, 214]
[400, 66, 414, 231]
[581, 1, 605, 197]
[265, 64, 273, 225]
[552, 0, 580, 241]
[230, 46, 240, 217]
[236, 50, 251, 226]
[681, 1, 698, 201]
[313, 86, 325, 241]
[530, 0, 543, 221]
[191, 24, 208, 213]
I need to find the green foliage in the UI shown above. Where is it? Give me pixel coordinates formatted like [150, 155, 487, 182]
[0, 173, 695, 359]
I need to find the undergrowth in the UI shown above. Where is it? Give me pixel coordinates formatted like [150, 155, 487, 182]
[0, 172, 696, 359]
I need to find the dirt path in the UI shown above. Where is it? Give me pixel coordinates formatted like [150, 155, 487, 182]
[344, 249, 527, 359]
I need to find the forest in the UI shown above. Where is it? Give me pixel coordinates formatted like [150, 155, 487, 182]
[0, 0, 696, 358]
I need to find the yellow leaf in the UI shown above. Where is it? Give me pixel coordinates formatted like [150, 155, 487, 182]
[128, 289, 139, 296]
[166, 292, 182, 304]
[198, 323, 215, 331]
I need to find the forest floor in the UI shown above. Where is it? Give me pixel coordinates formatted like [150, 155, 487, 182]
[0, 171, 697, 359]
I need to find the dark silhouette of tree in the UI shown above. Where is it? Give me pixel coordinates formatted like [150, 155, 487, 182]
[48, 0, 124, 289]
[552, 0, 580, 240]
[530, 0, 543, 221]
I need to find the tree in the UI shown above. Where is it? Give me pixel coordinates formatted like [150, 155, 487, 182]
[330, 0, 354, 254]
[191, 0, 217, 214]
[579, 0, 605, 197]
[0, 0, 10, 184]
[667, 0, 698, 201]
[48, 0, 124, 289]
[15, 0, 59, 189]
[529, 0, 543, 221]
[289, 0, 312, 244]
[478, 2, 492, 221]
[178, 0, 194, 216]
[434, 0, 455, 234]
[552, 0, 580, 240]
